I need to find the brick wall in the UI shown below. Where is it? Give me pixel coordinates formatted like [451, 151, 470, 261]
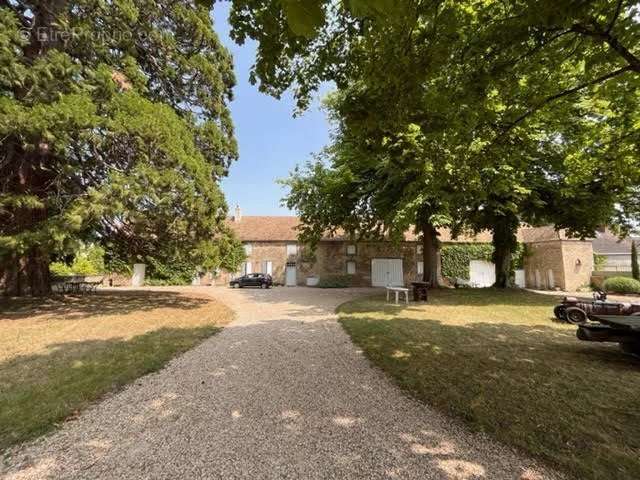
[524, 240, 593, 291]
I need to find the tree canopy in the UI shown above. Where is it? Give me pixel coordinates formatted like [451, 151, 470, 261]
[231, 0, 640, 286]
[0, 1, 243, 295]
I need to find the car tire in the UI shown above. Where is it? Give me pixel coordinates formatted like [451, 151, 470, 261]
[261, 283, 267, 289]
[553, 305, 567, 321]
[234, 283, 240, 289]
[565, 307, 588, 325]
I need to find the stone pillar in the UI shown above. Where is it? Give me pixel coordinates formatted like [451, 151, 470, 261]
[131, 263, 146, 287]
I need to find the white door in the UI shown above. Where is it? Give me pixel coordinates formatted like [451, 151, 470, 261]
[469, 260, 495, 287]
[371, 259, 404, 287]
[285, 265, 297, 286]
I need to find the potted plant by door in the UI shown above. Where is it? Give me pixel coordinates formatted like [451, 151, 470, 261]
[306, 275, 320, 287]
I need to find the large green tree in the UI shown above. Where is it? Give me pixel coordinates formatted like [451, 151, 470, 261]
[229, 0, 640, 287]
[0, 1, 242, 295]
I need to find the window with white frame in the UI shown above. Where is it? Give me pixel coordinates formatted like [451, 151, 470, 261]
[417, 261, 424, 275]
[244, 243, 252, 255]
[347, 260, 356, 275]
[346, 244, 356, 255]
[417, 244, 423, 255]
[286, 244, 298, 256]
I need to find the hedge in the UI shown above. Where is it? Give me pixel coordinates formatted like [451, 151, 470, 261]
[441, 244, 493, 279]
[603, 276, 640, 294]
[440, 243, 525, 280]
[316, 274, 354, 288]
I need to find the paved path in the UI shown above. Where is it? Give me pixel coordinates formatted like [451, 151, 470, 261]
[2, 287, 560, 480]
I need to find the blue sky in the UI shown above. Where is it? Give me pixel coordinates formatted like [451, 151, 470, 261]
[214, 3, 332, 216]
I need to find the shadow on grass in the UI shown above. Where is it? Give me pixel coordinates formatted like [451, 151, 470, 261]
[339, 313, 640, 480]
[0, 290, 210, 320]
[0, 325, 220, 451]
[420, 288, 559, 307]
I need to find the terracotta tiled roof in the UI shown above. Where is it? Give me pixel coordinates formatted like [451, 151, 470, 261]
[227, 215, 504, 243]
[226, 216, 301, 242]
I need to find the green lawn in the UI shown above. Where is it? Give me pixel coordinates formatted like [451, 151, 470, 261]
[338, 289, 640, 480]
[0, 290, 232, 451]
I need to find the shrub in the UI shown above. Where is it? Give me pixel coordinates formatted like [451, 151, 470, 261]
[603, 276, 640, 294]
[49, 243, 105, 277]
[49, 262, 74, 277]
[593, 253, 607, 271]
[632, 241, 639, 281]
[316, 274, 354, 288]
[144, 256, 195, 285]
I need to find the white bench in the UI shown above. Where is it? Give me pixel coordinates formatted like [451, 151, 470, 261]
[386, 286, 409, 305]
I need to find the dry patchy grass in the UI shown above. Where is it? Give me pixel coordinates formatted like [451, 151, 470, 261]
[0, 290, 232, 450]
[338, 288, 640, 480]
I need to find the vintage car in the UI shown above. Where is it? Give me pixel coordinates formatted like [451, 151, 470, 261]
[554, 290, 640, 324]
[577, 315, 640, 357]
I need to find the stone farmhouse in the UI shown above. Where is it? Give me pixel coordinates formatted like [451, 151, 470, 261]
[208, 207, 596, 292]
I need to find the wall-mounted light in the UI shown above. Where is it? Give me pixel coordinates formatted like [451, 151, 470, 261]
[575, 259, 582, 266]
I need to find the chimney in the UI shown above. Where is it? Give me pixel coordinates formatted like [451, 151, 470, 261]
[234, 204, 242, 223]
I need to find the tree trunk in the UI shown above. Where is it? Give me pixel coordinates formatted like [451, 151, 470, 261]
[1, 150, 53, 297]
[0, 2, 66, 297]
[420, 220, 441, 286]
[492, 216, 519, 288]
[1, 249, 51, 297]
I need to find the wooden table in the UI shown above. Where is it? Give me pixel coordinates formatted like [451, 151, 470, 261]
[386, 286, 409, 305]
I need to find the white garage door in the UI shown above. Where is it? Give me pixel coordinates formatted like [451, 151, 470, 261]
[469, 260, 495, 287]
[371, 258, 404, 287]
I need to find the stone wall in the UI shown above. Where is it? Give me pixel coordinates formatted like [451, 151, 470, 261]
[560, 240, 594, 291]
[215, 240, 424, 287]
[299, 241, 423, 287]
[524, 240, 593, 291]
[102, 273, 131, 287]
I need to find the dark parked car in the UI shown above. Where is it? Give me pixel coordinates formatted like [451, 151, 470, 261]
[554, 290, 640, 324]
[229, 273, 273, 289]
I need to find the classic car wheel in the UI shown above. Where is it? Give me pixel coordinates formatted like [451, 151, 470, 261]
[565, 307, 588, 324]
[234, 283, 240, 288]
[261, 283, 267, 289]
[553, 305, 567, 321]
[620, 342, 640, 356]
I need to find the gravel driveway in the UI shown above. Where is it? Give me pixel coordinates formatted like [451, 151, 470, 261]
[1, 286, 561, 480]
